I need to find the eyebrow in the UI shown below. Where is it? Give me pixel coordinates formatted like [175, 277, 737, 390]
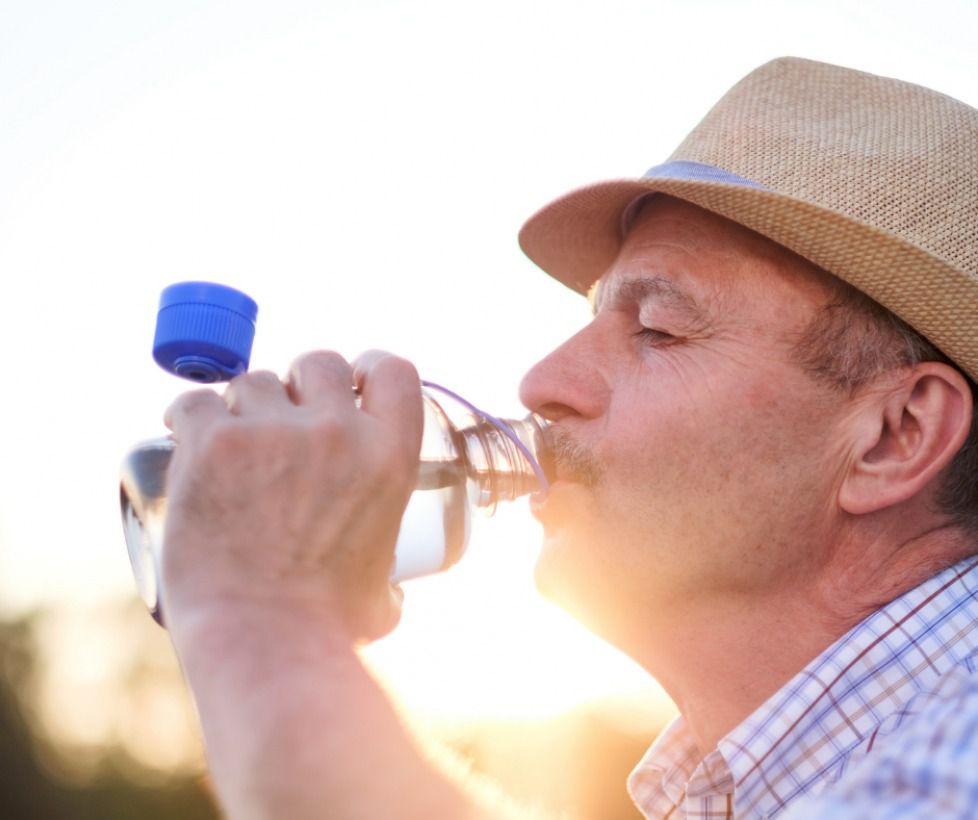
[590, 275, 704, 321]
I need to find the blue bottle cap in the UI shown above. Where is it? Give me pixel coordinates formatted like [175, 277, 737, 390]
[153, 282, 258, 383]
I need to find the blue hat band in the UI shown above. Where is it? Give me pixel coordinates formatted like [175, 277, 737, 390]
[642, 160, 768, 189]
[620, 160, 770, 234]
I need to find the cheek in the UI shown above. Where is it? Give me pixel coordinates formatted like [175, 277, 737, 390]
[599, 378, 828, 537]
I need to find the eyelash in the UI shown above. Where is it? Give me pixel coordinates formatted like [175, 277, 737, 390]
[634, 327, 675, 346]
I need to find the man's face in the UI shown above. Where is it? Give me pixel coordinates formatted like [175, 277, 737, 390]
[519, 197, 854, 652]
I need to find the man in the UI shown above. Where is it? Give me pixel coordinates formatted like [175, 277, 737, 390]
[160, 58, 978, 818]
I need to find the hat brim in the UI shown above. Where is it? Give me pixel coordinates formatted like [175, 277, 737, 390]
[519, 176, 978, 381]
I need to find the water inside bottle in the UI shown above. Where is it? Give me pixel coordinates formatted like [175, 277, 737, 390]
[390, 460, 469, 582]
[388, 397, 470, 582]
[121, 441, 172, 623]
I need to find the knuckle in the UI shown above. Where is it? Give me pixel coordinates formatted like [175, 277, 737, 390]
[294, 350, 350, 374]
[228, 369, 281, 394]
[165, 388, 222, 429]
[357, 348, 393, 363]
[176, 388, 221, 414]
[380, 354, 419, 382]
[290, 351, 354, 396]
[356, 350, 420, 392]
[223, 371, 287, 414]
[247, 369, 283, 388]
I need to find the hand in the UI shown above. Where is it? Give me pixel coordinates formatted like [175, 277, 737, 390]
[159, 350, 423, 644]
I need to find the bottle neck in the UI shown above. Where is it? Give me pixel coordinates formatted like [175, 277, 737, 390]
[459, 413, 552, 511]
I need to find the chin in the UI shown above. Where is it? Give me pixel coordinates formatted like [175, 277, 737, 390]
[533, 529, 638, 653]
[532, 539, 566, 604]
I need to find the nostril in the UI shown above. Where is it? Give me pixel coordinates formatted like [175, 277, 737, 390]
[534, 402, 579, 423]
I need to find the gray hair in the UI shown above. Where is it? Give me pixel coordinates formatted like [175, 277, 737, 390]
[790, 277, 978, 533]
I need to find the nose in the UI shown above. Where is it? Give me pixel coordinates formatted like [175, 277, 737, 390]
[518, 320, 611, 422]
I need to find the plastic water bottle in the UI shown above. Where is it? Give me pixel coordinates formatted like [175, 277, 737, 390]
[120, 283, 551, 626]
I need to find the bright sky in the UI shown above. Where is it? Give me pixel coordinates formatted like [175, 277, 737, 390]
[1, 0, 976, 723]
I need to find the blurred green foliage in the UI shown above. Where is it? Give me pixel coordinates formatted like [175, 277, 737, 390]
[0, 615, 217, 819]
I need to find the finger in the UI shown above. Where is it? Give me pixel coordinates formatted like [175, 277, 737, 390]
[287, 351, 358, 413]
[164, 389, 228, 441]
[352, 350, 423, 452]
[223, 370, 291, 416]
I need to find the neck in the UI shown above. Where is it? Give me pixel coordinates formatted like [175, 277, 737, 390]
[633, 586, 841, 754]
[624, 516, 967, 755]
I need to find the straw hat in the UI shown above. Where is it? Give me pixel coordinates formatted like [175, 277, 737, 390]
[519, 57, 978, 379]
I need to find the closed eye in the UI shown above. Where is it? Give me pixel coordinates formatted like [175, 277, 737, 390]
[634, 327, 676, 346]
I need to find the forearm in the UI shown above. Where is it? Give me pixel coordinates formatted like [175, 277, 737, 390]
[170, 605, 478, 820]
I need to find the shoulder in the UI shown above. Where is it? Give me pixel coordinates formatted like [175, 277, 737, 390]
[784, 666, 978, 818]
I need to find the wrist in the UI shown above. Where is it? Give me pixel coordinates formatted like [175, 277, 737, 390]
[160, 527, 401, 645]
[167, 596, 357, 672]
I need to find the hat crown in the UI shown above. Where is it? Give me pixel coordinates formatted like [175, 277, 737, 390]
[670, 57, 978, 277]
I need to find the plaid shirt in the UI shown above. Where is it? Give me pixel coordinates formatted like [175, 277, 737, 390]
[627, 557, 978, 819]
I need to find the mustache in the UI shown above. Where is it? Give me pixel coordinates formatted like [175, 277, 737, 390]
[549, 427, 604, 487]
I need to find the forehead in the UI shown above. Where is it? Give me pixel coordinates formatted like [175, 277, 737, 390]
[591, 196, 836, 320]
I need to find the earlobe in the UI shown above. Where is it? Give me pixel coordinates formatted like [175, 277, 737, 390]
[839, 364, 973, 516]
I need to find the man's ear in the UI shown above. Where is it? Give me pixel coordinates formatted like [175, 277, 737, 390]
[839, 363, 974, 515]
